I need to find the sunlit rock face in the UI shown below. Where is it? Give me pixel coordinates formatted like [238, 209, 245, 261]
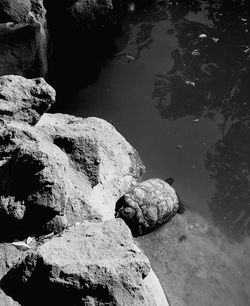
[0, 219, 168, 306]
[0, 0, 49, 78]
[0, 75, 144, 240]
[0, 75, 55, 125]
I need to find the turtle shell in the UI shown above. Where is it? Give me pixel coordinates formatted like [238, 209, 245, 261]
[115, 178, 179, 236]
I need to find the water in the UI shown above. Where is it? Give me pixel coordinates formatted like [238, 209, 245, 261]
[52, 1, 250, 304]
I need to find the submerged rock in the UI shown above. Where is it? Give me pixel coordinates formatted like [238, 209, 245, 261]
[67, 0, 114, 31]
[0, 0, 48, 78]
[115, 178, 180, 236]
[0, 219, 169, 306]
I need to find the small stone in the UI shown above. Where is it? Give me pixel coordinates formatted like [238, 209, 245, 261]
[199, 34, 207, 38]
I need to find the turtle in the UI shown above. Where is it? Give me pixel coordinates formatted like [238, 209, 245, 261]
[115, 177, 185, 237]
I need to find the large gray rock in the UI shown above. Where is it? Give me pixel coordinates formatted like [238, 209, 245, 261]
[0, 75, 56, 125]
[37, 113, 144, 225]
[0, 88, 144, 238]
[0, 0, 48, 78]
[0, 219, 168, 306]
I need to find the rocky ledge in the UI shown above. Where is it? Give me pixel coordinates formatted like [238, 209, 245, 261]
[0, 75, 169, 305]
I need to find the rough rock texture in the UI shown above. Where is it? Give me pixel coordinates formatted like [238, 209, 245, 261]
[0, 244, 23, 306]
[0, 76, 144, 239]
[0, 75, 55, 125]
[0, 77, 168, 306]
[45, 0, 115, 33]
[0, 0, 31, 23]
[0, 0, 48, 78]
[37, 113, 144, 225]
[0, 244, 23, 280]
[116, 178, 180, 236]
[0, 219, 169, 306]
[0, 291, 20, 306]
[67, 0, 114, 31]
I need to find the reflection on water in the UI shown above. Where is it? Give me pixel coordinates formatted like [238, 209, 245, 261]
[152, 0, 250, 240]
[53, 0, 250, 240]
[52, 1, 250, 304]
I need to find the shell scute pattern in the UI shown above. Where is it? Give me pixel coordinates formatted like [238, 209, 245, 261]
[115, 178, 180, 236]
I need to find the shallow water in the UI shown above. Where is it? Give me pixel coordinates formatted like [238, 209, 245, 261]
[52, 0, 250, 304]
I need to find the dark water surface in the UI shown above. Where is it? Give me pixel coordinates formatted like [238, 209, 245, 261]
[52, 1, 250, 304]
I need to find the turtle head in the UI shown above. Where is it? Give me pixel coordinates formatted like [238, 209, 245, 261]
[119, 207, 136, 219]
[164, 177, 174, 186]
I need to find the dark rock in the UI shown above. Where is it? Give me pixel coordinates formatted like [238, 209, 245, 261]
[0, 0, 48, 78]
[45, 0, 116, 33]
[44, 0, 120, 94]
[115, 178, 180, 236]
[0, 219, 168, 305]
[0, 75, 55, 125]
[42, 214, 68, 234]
[0, 0, 31, 24]
[67, 0, 115, 32]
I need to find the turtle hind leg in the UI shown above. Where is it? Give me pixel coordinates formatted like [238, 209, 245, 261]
[177, 202, 185, 214]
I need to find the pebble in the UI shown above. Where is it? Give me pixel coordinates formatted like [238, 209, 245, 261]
[199, 34, 207, 38]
